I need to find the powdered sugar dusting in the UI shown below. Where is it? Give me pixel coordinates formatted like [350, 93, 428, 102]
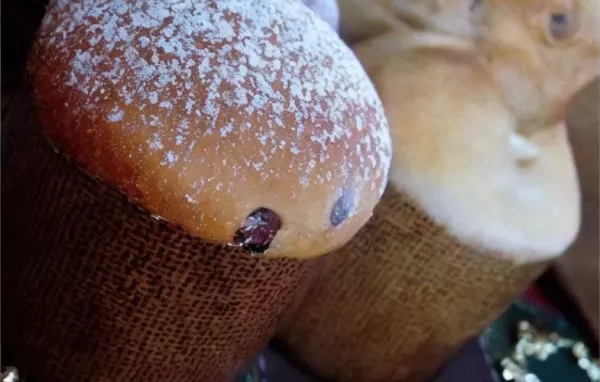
[39, 0, 391, 202]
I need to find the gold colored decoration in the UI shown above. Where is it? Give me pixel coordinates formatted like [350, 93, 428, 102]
[500, 321, 600, 382]
[573, 343, 600, 381]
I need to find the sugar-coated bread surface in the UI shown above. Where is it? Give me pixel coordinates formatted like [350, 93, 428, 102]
[29, 0, 391, 259]
[353, 0, 600, 261]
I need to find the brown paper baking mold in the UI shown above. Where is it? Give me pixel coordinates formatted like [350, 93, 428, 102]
[2, 97, 324, 382]
[278, 185, 549, 382]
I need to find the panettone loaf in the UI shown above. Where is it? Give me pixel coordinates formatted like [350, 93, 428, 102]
[1, 1, 391, 381]
[29, 0, 391, 259]
[278, 0, 599, 380]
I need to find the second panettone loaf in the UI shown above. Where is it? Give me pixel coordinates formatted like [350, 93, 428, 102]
[278, 0, 599, 380]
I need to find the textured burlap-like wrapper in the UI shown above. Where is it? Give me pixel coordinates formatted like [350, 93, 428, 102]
[1, 99, 323, 382]
[278, 186, 550, 382]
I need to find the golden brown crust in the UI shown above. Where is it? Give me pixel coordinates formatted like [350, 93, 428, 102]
[28, 0, 391, 259]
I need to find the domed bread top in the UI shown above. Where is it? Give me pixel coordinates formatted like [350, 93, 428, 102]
[385, 76, 581, 263]
[353, 0, 599, 263]
[29, 0, 392, 259]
